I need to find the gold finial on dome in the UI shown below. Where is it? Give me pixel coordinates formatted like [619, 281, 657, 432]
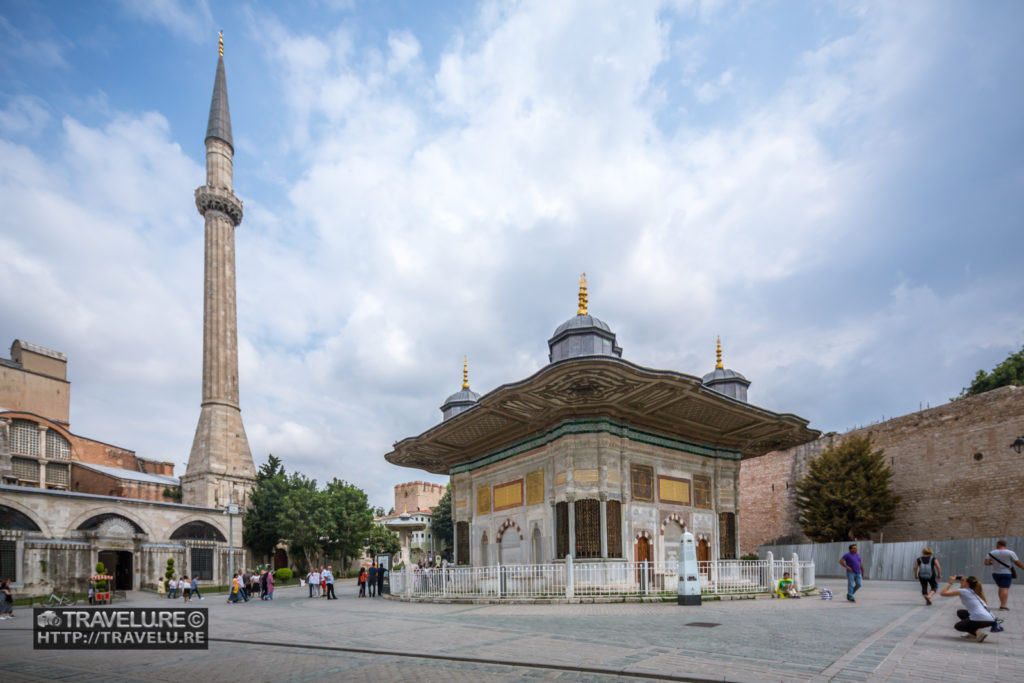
[578, 272, 588, 315]
[218, 31, 224, 57]
[715, 336, 724, 369]
[462, 356, 469, 390]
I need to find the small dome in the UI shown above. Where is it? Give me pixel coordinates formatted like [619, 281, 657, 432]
[701, 367, 748, 384]
[701, 337, 750, 402]
[552, 313, 613, 337]
[440, 358, 480, 420]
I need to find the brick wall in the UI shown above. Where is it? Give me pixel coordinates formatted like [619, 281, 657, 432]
[739, 385, 1024, 554]
[394, 481, 446, 514]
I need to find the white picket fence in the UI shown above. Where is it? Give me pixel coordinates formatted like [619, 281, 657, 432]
[390, 555, 814, 600]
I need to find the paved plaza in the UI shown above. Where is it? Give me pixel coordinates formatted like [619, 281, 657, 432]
[0, 578, 1020, 682]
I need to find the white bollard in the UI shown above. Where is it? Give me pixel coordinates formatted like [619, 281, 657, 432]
[791, 553, 801, 591]
[767, 551, 775, 592]
[565, 555, 574, 601]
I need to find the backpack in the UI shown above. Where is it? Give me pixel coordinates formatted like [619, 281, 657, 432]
[821, 588, 833, 600]
[918, 556, 933, 580]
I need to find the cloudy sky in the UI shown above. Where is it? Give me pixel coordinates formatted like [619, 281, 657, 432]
[2, 0, 1021, 511]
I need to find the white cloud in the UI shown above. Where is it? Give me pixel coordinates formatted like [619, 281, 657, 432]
[115, 0, 214, 41]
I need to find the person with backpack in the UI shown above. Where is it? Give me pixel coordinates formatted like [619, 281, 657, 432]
[914, 547, 941, 605]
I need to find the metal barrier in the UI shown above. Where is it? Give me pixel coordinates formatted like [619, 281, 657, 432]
[391, 558, 815, 600]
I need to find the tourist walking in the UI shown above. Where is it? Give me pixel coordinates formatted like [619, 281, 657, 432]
[377, 564, 386, 597]
[358, 567, 367, 597]
[368, 563, 377, 597]
[241, 570, 251, 600]
[157, 577, 165, 599]
[0, 578, 14, 619]
[259, 570, 268, 600]
[940, 575, 996, 642]
[228, 573, 240, 603]
[324, 566, 336, 599]
[168, 576, 178, 600]
[181, 575, 191, 603]
[984, 539, 1024, 611]
[191, 575, 203, 600]
[914, 548, 941, 605]
[839, 544, 863, 602]
[265, 569, 274, 600]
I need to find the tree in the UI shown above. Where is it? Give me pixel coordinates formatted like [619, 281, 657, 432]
[275, 474, 334, 570]
[243, 454, 290, 563]
[430, 483, 453, 555]
[323, 478, 374, 571]
[365, 523, 401, 558]
[954, 345, 1024, 400]
[794, 435, 900, 542]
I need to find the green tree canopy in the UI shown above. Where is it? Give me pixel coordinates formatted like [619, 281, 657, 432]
[243, 454, 289, 563]
[323, 478, 374, 571]
[430, 483, 453, 554]
[365, 523, 401, 558]
[275, 474, 335, 570]
[954, 345, 1024, 400]
[794, 435, 900, 542]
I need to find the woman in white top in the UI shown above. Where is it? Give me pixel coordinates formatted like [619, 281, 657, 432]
[940, 575, 995, 642]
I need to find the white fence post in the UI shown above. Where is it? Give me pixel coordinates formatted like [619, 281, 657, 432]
[766, 551, 775, 592]
[404, 565, 412, 599]
[791, 553, 800, 591]
[565, 556, 574, 601]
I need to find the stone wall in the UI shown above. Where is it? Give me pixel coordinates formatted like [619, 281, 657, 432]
[739, 385, 1024, 554]
[394, 481, 445, 514]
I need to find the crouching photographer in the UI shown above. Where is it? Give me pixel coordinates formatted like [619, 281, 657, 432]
[939, 575, 996, 642]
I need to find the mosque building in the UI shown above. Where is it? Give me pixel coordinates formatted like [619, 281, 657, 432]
[386, 275, 819, 567]
[0, 35, 256, 593]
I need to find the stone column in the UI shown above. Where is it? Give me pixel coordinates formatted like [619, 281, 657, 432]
[567, 496, 576, 559]
[452, 520, 458, 566]
[599, 493, 608, 559]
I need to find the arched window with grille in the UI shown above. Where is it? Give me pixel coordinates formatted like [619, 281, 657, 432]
[46, 429, 70, 460]
[10, 420, 40, 456]
[606, 500, 622, 558]
[574, 499, 601, 559]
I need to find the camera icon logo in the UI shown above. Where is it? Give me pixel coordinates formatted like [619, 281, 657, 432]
[37, 610, 61, 628]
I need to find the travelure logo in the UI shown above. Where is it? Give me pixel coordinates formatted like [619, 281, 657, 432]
[33, 608, 208, 650]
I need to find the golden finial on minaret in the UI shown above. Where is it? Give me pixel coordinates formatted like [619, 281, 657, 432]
[577, 272, 588, 315]
[715, 336, 724, 369]
[462, 356, 469, 390]
[218, 31, 224, 57]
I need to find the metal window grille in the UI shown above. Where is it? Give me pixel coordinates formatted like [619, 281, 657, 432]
[45, 462, 69, 486]
[456, 522, 469, 565]
[10, 421, 39, 456]
[555, 502, 569, 558]
[575, 499, 601, 559]
[11, 457, 39, 482]
[606, 500, 622, 558]
[46, 430, 70, 460]
[191, 548, 213, 580]
[0, 540, 15, 582]
[718, 512, 736, 559]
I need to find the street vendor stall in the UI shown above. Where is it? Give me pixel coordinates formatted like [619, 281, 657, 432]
[90, 574, 113, 604]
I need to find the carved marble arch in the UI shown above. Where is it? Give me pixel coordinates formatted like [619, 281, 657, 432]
[170, 520, 227, 542]
[495, 519, 522, 542]
[76, 513, 145, 537]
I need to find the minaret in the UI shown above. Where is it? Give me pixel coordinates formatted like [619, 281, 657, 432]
[181, 33, 256, 508]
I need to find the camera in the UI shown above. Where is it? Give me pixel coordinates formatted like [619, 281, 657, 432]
[36, 610, 61, 627]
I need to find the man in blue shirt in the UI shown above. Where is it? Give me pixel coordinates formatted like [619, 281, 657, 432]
[324, 566, 336, 600]
[840, 544, 863, 602]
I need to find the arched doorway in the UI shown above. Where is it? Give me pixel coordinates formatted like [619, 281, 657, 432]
[634, 535, 653, 587]
[663, 520, 684, 564]
[273, 548, 288, 570]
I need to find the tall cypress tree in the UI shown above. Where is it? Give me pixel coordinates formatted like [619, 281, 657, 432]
[794, 435, 900, 542]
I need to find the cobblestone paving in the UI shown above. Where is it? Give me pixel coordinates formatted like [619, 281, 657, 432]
[0, 578, 1019, 682]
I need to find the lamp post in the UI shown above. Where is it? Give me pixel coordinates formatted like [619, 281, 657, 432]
[1011, 435, 1024, 454]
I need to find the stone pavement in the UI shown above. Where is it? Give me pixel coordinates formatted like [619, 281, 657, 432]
[0, 578, 1020, 682]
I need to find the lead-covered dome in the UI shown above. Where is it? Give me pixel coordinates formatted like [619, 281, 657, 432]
[702, 338, 750, 402]
[440, 357, 480, 420]
[548, 274, 623, 363]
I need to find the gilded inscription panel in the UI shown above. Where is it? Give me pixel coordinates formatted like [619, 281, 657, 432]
[555, 471, 567, 486]
[526, 470, 544, 506]
[693, 474, 712, 509]
[574, 468, 599, 483]
[630, 464, 654, 502]
[477, 485, 491, 515]
[493, 479, 523, 511]
[658, 475, 691, 505]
